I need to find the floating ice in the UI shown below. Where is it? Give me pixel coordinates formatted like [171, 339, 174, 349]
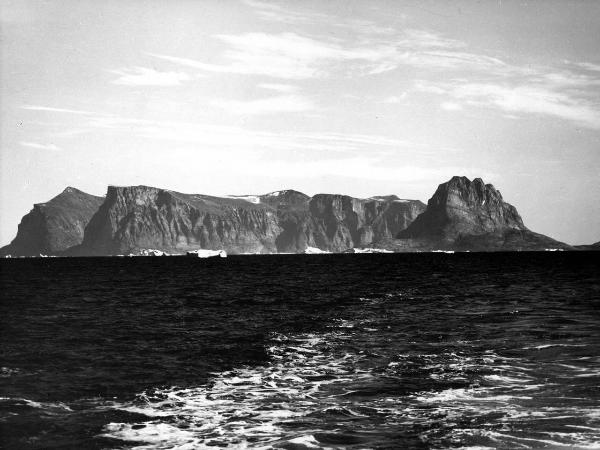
[303, 246, 330, 254]
[185, 249, 227, 258]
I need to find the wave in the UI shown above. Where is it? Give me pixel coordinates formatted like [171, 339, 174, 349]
[98, 315, 600, 449]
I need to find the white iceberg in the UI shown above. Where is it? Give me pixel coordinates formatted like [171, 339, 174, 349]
[344, 248, 393, 254]
[186, 249, 227, 258]
[139, 249, 169, 257]
[303, 246, 330, 254]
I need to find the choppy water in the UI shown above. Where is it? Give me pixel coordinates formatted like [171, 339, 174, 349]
[1, 253, 599, 449]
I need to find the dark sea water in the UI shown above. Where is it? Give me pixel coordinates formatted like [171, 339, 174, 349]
[1, 253, 599, 449]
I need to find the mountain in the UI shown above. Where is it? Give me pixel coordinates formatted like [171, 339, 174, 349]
[2, 177, 574, 256]
[0, 187, 104, 256]
[396, 176, 571, 251]
[74, 186, 283, 255]
[69, 186, 425, 255]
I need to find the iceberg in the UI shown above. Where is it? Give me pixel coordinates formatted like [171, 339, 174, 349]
[344, 248, 393, 254]
[139, 249, 169, 257]
[303, 246, 330, 254]
[186, 249, 227, 258]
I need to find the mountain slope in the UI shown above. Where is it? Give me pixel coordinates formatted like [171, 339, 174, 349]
[0, 188, 104, 256]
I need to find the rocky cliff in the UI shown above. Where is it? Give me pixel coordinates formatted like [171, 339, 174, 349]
[397, 176, 571, 250]
[2, 177, 573, 255]
[76, 186, 284, 255]
[307, 194, 426, 252]
[72, 186, 425, 255]
[0, 188, 104, 256]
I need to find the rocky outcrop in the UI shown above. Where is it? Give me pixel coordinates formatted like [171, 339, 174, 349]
[397, 176, 571, 251]
[260, 190, 312, 253]
[74, 186, 283, 255]
[0, 188, 104, 256]
[72, 186, 424, 255]
[306, 194, 426, 252]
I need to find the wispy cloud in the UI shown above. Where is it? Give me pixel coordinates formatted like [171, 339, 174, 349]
[572, 62, 600, 73]
[399, 50, 506, 71]
[148, 33, 343, 79]
[19, 103, 487, 184]
[212, 95, 313, 115]
[146, 28, 484, 80]
[30, 105, 424, 156]
[22, 105, 95, 115]
[242, 0, 329, 25]
[242, 0, 401, 36]
[258, 83, 298, 93]
[109, 67, 192, 86]
[416, 80, 600, 129]
[19, 141, 61, 151]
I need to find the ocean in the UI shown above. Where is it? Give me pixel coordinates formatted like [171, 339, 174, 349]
[1, 253, 599, 449]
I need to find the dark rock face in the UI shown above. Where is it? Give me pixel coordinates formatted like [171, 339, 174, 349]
[260, 190, 312, 253]
[2, 177, 573, 255]
[0, 188, 104, 256]
[75, 186, 425, 255]
[77, 186, 284, 255]
[397, 176, 571, 250]
[306, 194, 426, 252]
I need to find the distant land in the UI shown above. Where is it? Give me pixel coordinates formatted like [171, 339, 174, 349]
[1, 176, 597, 257]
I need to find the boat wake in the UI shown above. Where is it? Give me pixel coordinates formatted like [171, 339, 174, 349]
[99, 297, 600, 449]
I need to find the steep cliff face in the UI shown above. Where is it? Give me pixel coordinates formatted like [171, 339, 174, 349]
[260, 190, 312, 253]
[306, 194, 426, 252]
[4, 177, 569, 255]
[75, 187, 424, 255]
[78, 186, 283, 255]
[397, 176, 570, 250]
[0, 188, 104, 256]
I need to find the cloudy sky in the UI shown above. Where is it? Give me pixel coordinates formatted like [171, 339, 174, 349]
[1, 0, 599, 245]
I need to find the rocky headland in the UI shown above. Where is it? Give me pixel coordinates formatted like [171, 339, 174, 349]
[0, 187, 104, 256]
[395, 176, 571, 251]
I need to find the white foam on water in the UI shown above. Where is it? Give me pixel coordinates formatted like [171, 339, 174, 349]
[482, 374, 531, 384]
[97, 315, 600, 449]
[409, 349, 600, 448]
[286, 434, 322, 448]
[523, 343, 588, 350]
[99, 330, 372, 448]
[0, 397, 73, 412]
[482, 430, 600, 449]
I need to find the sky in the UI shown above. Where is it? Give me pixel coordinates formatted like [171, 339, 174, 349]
[1, 0, 599, 245]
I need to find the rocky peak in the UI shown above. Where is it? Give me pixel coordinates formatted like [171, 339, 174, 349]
[429, 176, 505, 209]
[399, 176, 526, 242]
